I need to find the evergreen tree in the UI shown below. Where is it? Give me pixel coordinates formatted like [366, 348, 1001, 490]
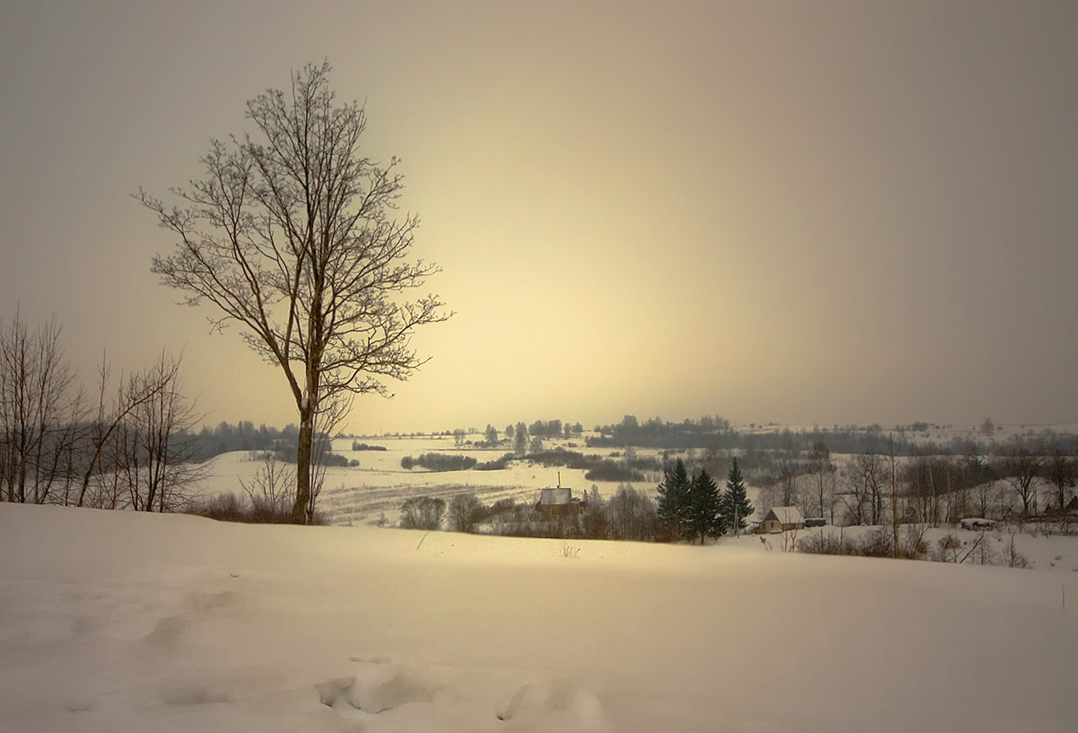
[657, 458, 692, 541]
[720, 457, 754, 536]
[688, 469, 726, 544]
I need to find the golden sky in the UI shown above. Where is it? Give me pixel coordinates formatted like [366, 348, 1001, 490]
[1, 1, 1076, 435]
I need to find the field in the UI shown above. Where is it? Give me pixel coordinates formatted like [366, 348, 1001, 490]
[200, 435, 666, 527]
[2, 501, 1077, 733]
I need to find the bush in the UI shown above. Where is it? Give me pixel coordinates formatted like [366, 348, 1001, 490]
[352, 442, 387, 451]
[320, 452, 351, 468]
[400, 453, 478, 472]
[583, 459, 645, 482]
[273, 448, 351, 467]
[190, 492, 320, 524]
[400, 496, 446, 529]
[798, 527, 927, 560]
[475, 453, 514, 471]
[448, 494, 485, 533]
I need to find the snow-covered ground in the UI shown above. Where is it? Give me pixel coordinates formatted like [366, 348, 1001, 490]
[198, 437, 663, 527]
[2, 502, 1076, 732]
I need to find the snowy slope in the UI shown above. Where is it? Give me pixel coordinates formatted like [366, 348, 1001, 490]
[2, 503, 1076, 732]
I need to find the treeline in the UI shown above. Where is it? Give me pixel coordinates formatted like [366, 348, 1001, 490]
[586, 415, 913, 455]
[524, 447, 658, 482]
[587, 414, 1078, 463]
[750, 441, 1078, 531]
[1, 312, 200, 511]
[396, 486, 662, 542]
[395, 446, 662, 482]
[189, 421, 299, 460]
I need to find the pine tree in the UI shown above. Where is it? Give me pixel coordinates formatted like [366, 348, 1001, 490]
[688, 469, 726, 544]
[720, 457, 754, 536]
[657, 458, 692, 541]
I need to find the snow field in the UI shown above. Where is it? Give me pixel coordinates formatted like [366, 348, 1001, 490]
[197, 438, 659, 527]
[2, 502, 1077, 732]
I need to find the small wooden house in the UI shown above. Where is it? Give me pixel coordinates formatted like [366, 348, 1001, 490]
[537, 487, 580, 516]
[757, 506, 804, 534]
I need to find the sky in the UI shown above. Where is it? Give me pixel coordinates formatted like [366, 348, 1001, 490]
[1, 0, 1077, 436]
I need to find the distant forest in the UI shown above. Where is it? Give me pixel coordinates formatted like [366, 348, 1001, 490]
[188, 421, 301, 461]
[186, 417, 1078, 466]
[584, 415, 1078, 457]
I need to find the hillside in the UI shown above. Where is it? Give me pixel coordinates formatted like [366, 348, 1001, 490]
[2, 503, 1076, 732]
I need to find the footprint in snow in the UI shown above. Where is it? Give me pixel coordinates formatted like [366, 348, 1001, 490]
[497, 679, 612, 733]
[316, 666, 430, 714]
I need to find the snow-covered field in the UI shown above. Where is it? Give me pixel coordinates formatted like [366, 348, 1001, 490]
[2, 502, 1077, 732]
[199, 437, 660, 527]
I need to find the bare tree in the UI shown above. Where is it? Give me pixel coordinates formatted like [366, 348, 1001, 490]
[1046, 448, 1076, 512]
[139, 61, 448, 523]
[240, 450, 296, 521]
[807, 442, 835, 521]
[886, 434, 901, 556]
[608, 484, 656, 541]
[75, 352, 190, 508]
[0, 311, 80, 504]
[839, 453, 884, 526]
[117, 353, 203, 512]
[995, 449, 1045, 520]
[778, 461, 801, 508]
[400, 496, 446, 530]
[448, 493, 483, 533]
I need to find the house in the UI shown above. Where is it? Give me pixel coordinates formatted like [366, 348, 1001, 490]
[756, 506, 804, 534]
[536, 487, 580, 516]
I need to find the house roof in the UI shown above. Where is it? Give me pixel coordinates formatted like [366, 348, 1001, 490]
[539, 488, 572, 505]
[766, 506, 803, 524]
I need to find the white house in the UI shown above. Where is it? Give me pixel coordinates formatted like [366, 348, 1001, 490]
[757, 506, 804, 534]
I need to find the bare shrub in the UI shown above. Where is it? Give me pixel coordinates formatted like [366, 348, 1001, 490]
[798, 526, 927, 559]
[448, 493, 483, 533]
[1004, 533, 1031, 569]
[798, 532, 858, 556]
[400, 496, 446, 530]
[193, 493, 247, 522]
[189, 491, 320, 524]
[932, 532, 963, 563]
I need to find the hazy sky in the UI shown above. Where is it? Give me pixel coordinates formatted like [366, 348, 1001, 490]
[2, 1, 1076, 435]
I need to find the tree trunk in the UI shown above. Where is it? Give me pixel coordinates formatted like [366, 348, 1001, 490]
[292, 408, 313, 524]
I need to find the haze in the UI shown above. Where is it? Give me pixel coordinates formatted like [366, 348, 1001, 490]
[2, 1, 1076, 435]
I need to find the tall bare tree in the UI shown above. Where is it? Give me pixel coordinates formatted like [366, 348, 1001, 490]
[75, 352, 189, 508]
[995, 449, 1045, 519]
[110, 353, 203, 512]
[840, 452, 884, 526]
[0, 311, 80, 504]
[138, 62, 448, 523]
[807, 441, 835, 521]
[1046, 448, 1076, 512]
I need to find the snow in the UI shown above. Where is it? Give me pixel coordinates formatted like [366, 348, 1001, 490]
[2, 502, 1077, 732]
[195, 439, 664, 527]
